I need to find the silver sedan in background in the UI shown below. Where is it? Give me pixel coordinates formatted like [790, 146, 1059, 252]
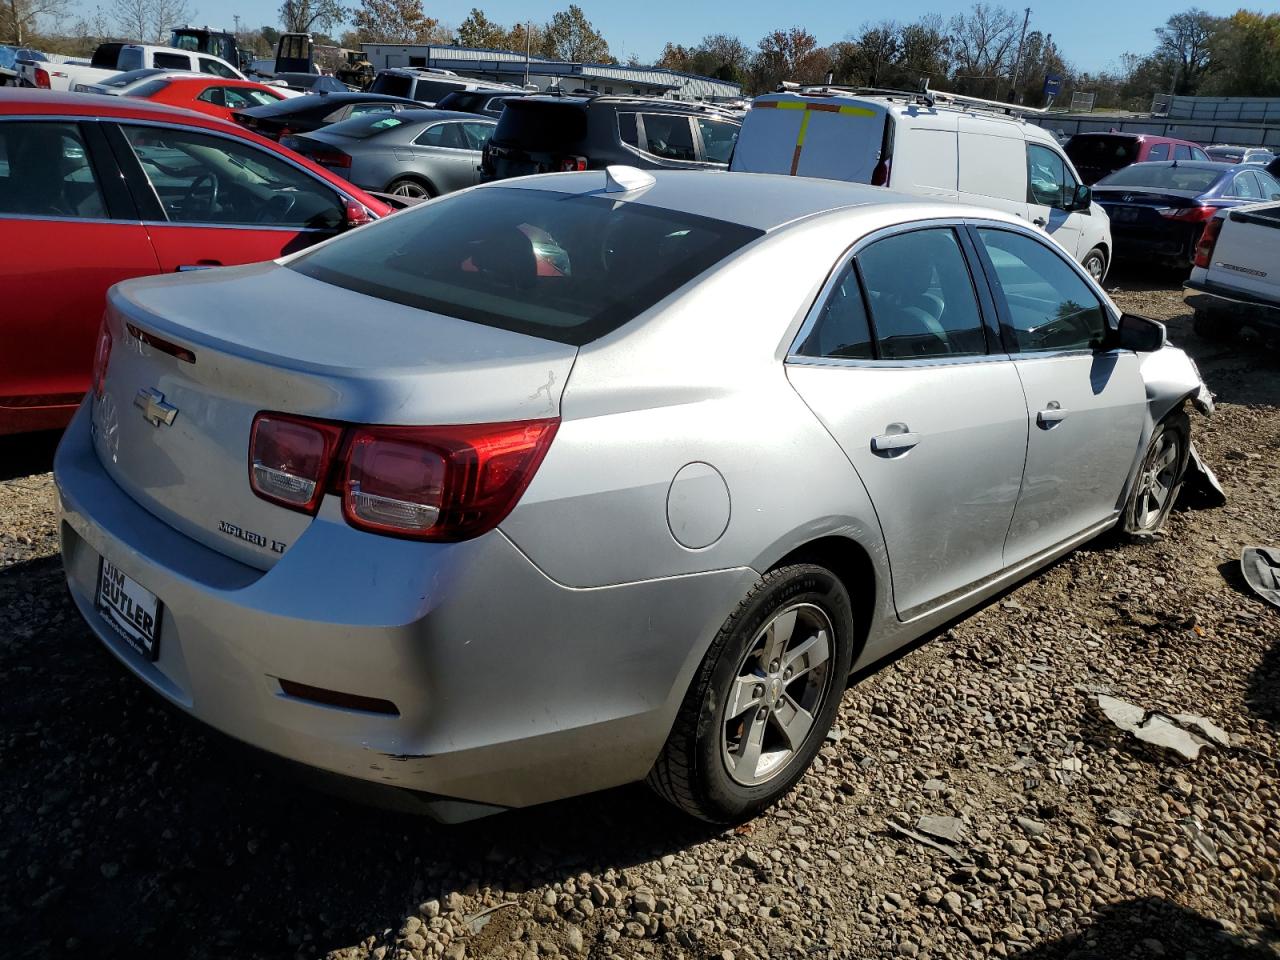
[286, 108, 495, 199]
[55, 169, 1211, 824]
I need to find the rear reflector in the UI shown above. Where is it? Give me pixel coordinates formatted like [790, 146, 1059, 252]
[278, 678, 399, 715]
[248, 413, 344, 513]
[1194, 217, 1224, 268]
[558, 156, 587, 172]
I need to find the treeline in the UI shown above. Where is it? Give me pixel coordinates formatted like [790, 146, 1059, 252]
[6, 0, 1278, 109]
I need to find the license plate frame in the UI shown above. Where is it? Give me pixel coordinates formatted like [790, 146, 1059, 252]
[95, 556, 162, 661]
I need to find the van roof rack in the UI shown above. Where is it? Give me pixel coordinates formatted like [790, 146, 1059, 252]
[778, 79, 1047, 117]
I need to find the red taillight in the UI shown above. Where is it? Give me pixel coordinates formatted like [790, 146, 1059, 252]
[312, 149, 351, 169]
[248, 413, 344, 513]
[247, 414, 559, 540]
[871, 158, 891, 186]
[558, 156, 587, 172]
[1194, 217, 1224, 268]
[90, 323, 112, 399]
[1158, 205, 1217, 222]
[35, 67, 50, 89]
[341, 420, 559, 540]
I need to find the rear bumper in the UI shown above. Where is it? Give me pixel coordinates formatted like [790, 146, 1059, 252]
[1183, 279, 1280, 332]
[54, 402, 754, 818]
[1108, 224, 1198, 264]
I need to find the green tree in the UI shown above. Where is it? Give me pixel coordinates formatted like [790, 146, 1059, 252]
[279, 0, 345, 35]
[1204, 10, 1280, 97]
[541, 4, 609, 62]
[853, 20, 900, 87]
[352, 0, 446, 43]
[1155, 8, 1216, 94]
[456, 7, 506, 48]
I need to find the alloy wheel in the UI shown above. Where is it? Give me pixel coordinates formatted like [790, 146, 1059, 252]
[720, 602, 834, 786]
[1135, 432, 1180, 529]
[391, 181, 429, 199]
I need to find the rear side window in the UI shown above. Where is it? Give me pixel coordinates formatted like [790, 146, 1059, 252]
[415, 122, 465, 148]
[1173, 144, 1191, 161]
[1146, 143, 1170, 161]
[153, 52, 191, 70]
[976, 229, 1108, 353]
[618, 112, 638, 146]
[793, 263, 874, 360]
[0, 121, 107, 219]
[370, 73, 412, 98]
[200, 57, 238, 78]
[494, 102, 587, 151]
[1231, 172, 1264, 199]
[640, 114, 696, 161]
[697, 118, 739, 164]
[288, 187, 763, 346]
[857, 228, 988, 361]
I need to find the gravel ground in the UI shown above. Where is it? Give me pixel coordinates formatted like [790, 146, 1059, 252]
[1, 278, 1278, 960]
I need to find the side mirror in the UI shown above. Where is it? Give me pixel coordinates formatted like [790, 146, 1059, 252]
[1070, 183, 1091, 211]
[344, 199, 373, 229]
[1112, 312, 1167, 352]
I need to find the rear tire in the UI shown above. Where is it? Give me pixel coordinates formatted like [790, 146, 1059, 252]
[1082, 247, 1107, 283]
[1122, 411, 1190, 536]
[647, 564, 855, 823]
[386, 177, 433, 200]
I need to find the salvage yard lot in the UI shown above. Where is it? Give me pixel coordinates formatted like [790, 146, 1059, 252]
[1, 278, 1277, 960]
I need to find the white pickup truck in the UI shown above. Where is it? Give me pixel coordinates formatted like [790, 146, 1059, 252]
[1184, 200, 1280, 343]
[19, 41, 243, 91]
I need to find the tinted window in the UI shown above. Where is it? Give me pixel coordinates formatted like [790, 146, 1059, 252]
[415, 122, 465, 148]
[494, 101, 587, 150]
[1098, 165, 1223, 192]
[370, 73, 413, 98]
[347, 101, 398, 116]
[794, 263, 873, 360]
[200, 57, 237, 78]
[125, 78, 170, 98]
[697, 118, 739, 164]
[153, 52, 191, 70]
[116, 47, 143, 70]
[288, 187, 763, 346]
[0, 121, 106, 219]
[324, 114, 409, 139]
[977, 229, 1108, 353]
[641, 114, 696, 161]
[411, 79, 463, 102]
[1027, 143, 1077, 208]
[121, 125, 343, 229]
[618, 112, 638, 146]
[1065, 135, 1138, 166]
[857, 229, 987, 360]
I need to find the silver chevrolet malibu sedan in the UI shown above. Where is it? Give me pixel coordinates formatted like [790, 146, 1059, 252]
[56, 167, 1212, 823]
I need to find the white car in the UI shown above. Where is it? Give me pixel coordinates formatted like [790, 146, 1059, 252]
[732, 88, 1114, 281]
[37, 42, 244, 92]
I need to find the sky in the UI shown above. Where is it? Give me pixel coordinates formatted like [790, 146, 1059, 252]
[179, 0, 1255, 75]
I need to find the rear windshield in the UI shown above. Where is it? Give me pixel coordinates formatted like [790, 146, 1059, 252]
[288, 186, 762, 345]
[124, 78, 170, 98]
[322, 114, 412, 139]
[370, 73, 412, 98]
[1097, 164, 1224, 191]
[410, 79, 463, 102]
[437, 91, 485, 113]
[494, 101, 588, 151]
[1065, 135, 1139, 167]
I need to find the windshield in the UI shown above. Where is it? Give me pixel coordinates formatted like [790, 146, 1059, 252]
[1096, 164, 1224, 192]
[370, 73, 412, 98]
[1065, 135, 1139, 168]
[289, 187, 762, 345]
[494, 101, 588, 150]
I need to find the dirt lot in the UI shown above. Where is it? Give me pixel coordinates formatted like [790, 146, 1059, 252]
[1, 277, 1277, 960]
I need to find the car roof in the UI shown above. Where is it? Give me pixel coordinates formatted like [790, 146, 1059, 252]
[0, 88, 241, 122]
[1123, 160, 1236, 171]
[488, 168, 988, 232]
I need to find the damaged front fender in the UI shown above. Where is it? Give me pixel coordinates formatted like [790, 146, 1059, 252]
[1138, 344, 1215, 421]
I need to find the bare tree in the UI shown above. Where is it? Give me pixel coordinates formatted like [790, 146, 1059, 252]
[110, 0, 190, 43]
[949, 2, 1019, 91]
[3, 0, 71, 44]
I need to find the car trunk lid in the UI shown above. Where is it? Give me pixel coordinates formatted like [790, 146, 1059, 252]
[92, 262, 576, 570]
[1093, 187, 1207, 227]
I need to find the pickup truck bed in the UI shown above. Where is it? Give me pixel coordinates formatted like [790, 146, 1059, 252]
[1184, 202, 1280, 342]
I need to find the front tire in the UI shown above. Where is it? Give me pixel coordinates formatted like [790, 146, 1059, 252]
[648, 564, 856, 823]
[1122, 411, 1190, 536]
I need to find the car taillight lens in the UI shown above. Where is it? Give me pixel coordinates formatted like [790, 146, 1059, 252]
[249, 414, 344, 513]
[1194, 217, 1224, 268]
[558, 156, 587, 172]
[1157, 205, 1216, 222]
[312, 149, 351, 169]
[35, 67, 50, 89]
[871, 158, 891, 186]
[342, 420, 559, 540]
[90, 323, 112, 399]
[247, 414, 559, 540]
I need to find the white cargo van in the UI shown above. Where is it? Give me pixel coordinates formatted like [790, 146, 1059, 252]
[731, 88, 1112, 280]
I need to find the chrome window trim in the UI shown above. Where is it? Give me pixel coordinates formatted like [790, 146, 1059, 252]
[113, 116, 373, 226]
[786, 217, 1004, 366]
[139, 220, 335, 234]
[0, 212, 144, 227]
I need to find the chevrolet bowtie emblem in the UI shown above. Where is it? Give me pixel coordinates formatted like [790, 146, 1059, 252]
[134, 387, 178, 427]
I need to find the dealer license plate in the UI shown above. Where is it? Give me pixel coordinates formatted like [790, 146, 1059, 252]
[96, 557, 162, 661]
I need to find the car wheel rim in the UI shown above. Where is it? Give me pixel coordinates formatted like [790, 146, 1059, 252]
[1135, 432, 1180, 529]
[1086, 255, 1104, 280]
[392, 182, 427, 198]
[721, 602, 834, 787]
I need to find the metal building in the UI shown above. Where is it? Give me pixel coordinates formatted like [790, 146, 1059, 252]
[359, 43, 742, 101]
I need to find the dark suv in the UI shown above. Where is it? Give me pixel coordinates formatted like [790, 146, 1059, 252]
[481, 95, 742, 181]
[436, 88, 530, 119]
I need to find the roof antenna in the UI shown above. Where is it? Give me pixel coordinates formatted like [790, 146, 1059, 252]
[604, 165, 656, 194]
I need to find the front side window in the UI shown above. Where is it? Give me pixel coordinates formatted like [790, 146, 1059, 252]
[200, 57, 237, 78]
[196, 86, 228, 107]
[0, 121, 106, 219]
[1173, 144, 1191, 161]
[1027, 143, 1076, 209]
[117, 48, 144, 71]
[640, 114, 696, 161]
[793, 262, 873, 360]
[1256, 171, 1280, 197]
[697, 118, 739, 164]
[1191, 147, 1208, 160]
[120, 124, 343, 230]
[1232, 172, 1264, 199]
[976, 228, 1108, 353]
[288, 186, 763, 346]
[857, 228, 988, 361]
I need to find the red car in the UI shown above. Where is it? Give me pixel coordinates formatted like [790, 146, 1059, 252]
[123, 75, 289, 122]
[1064, 132, 1210, 185]
[0, 90, 392, 435]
